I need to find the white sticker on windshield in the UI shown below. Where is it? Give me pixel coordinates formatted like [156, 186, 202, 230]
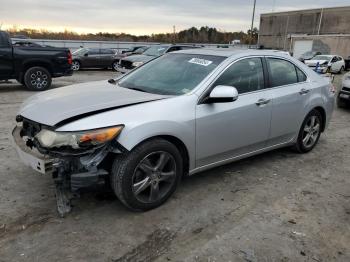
[188, 58, 213, 66]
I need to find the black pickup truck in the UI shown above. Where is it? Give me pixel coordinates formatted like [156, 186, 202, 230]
[0, 31, 73, 91]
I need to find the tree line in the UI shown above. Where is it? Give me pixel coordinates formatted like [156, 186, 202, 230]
[7, 26, 258, 44]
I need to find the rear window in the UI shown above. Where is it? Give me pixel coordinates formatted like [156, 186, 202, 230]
[296, 67, 307, 82]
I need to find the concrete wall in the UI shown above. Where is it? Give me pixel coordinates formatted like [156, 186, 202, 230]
[292, 35, 350, 58]
[259, 6, 350, 51]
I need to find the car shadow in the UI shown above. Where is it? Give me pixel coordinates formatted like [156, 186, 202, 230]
[70, 146, 299, 216]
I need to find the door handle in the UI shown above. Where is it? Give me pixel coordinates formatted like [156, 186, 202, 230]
[299, 88, 310, 95]
[256, 98, 271, 106]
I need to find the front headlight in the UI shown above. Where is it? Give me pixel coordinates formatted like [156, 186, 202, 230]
[132, 61, 144, 67]
[35, 126, 124, 149]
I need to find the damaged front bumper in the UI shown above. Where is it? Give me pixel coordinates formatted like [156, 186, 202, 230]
[12, 124, 125, 217]
[12, 126, 54, 174]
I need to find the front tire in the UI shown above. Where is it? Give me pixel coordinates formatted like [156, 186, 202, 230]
[294, 110, 322, 153]
[112, 61, 119, 71]
[23, 67, 52, 91]
[111, 139, 183, 211]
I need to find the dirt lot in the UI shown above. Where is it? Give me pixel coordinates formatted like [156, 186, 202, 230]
[0, 70, 349, 262]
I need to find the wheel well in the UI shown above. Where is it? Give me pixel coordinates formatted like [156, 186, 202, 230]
[23, 62, 53, 75]
[313, 106, 326, 132]
[146, 135, 190, 176]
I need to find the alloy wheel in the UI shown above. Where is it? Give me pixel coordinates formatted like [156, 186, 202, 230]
[132, 151, 176, 203]
[30, 70, 48, 89]
[72, 61, 80, 71]
[113, 62, 119, 71]
[302, 115, 320, 148]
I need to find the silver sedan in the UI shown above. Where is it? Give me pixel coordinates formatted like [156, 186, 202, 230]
[12, 49, 335, 215]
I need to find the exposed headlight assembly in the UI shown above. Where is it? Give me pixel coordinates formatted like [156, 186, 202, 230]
[35, 126, 124, 149]
[132, 61, 144, 67]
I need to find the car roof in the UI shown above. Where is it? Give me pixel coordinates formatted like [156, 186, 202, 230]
[173, 48, 293, 58]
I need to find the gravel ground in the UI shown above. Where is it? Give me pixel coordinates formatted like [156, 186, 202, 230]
[0, 70, 349, 262]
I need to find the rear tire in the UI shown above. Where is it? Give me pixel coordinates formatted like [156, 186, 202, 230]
[294, 110, 322, 153]
[72, 60, 80, 71]
[111, 139, 183, 211]
[23, 67, 51, 91]
[339, 66, 345, 74]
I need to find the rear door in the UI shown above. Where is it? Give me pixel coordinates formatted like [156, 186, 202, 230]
[265, 57, 311, 146]
[99, 49, 115, 67]
[0, 33, 13, 79]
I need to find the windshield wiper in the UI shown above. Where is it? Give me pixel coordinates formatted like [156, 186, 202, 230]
[126, 87, 148, 93]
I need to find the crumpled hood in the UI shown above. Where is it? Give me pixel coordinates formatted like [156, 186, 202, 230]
[305, 60, 329, 66]
[19, 80, 169, 127]
[122, 54, 155, 63]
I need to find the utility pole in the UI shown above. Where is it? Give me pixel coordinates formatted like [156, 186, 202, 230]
[249, 0, 257, 46]
[173, 25, 176, 43]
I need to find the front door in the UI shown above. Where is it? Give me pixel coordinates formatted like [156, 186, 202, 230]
[196, 57, 272, 168]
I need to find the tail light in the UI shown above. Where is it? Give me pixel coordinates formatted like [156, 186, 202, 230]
[67, 51, 72, 65]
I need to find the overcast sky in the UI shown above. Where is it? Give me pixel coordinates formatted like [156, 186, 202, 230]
[0, 0, 349, 35]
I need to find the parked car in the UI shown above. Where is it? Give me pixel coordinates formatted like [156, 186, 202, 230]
[111, 46, 149, 71]
[117, 44, 199, 73]
[0, 31, 73, 91]
[121, 46, 148, 55]
[305, 55, 345, 74]
[337, 72, 350, 108]
[71, 48, 118, 71]
[298, 51, 322, 63]
[12, 49, 335, 216]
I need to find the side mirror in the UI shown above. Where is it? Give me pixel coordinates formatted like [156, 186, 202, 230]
[84, 53, 89, 57]
[204, 85, 239, 103]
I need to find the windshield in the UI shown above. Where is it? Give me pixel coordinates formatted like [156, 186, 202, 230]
[312, 55, 331, 61]
[73, 48, 88, 56]
[143, 45, 169, 57]
[118, 53, 225, 95]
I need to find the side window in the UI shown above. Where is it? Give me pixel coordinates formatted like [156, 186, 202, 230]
[88, 49, 100, 55]
[100, 49, 113, 54]
[267, 58, 298, 87]
[213, 57, 265, 94]
[296, 67, 307, 82]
